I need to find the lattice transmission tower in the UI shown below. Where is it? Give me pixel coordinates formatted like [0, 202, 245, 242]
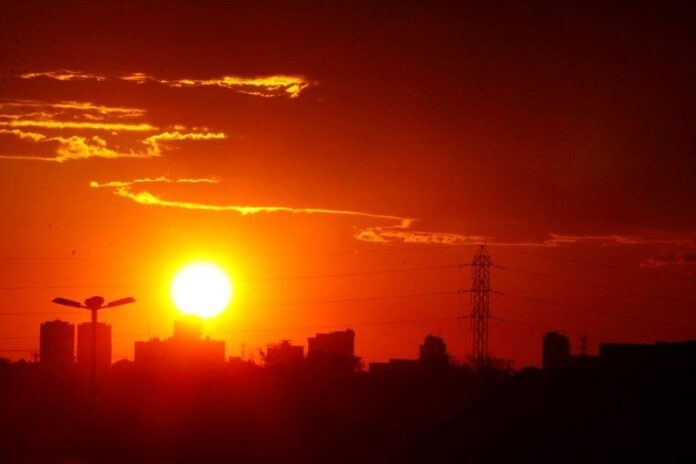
[470, 244, 493, 368]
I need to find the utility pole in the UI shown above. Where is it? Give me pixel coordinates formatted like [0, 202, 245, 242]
[470, 244, 493, 369]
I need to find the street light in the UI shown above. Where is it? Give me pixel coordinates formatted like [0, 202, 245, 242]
[51, 295, 135, 387]
[51, 295, 135, 458]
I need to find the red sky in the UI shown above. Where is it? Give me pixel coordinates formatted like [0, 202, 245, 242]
[0, 1, 694, 367]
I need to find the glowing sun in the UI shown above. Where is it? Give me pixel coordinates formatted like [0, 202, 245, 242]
[171, 262, 232, 318]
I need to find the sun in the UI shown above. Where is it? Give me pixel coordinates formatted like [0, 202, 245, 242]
[171, 262, 233, 318]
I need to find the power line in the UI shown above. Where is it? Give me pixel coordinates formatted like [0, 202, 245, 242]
[0, 289, 464, 316]
[0, 264, 463, 291]
[0, 244, 479, 262]
[495, 316, 622, 344]
[241, 290, 463, 308]
[250, 264, 460, 282]
[0, 314, 471, 341]
[493, 246, 696, 283]
[503, 266, 696, 306]
[216, 316, 464, 334]
[499, 291, 696, 331]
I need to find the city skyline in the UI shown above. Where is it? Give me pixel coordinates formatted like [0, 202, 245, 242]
[1, 1, 695, 367]
[1, 2, 694, 462]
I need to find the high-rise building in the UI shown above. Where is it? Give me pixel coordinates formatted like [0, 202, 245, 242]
[308, 329, 355, 358]
[419, 335, 449, 369]
[77, 322, 112, 372]
[40, 320, 74, 367]
[542, 332, 570, 370]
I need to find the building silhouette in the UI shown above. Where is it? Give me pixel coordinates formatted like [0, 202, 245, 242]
[600, 339, 696, 373]
[77, 322, 112, 373]
[307, 329, 354, 358]
[542, 332, 571, 370]
[264, 340, 304, 369]
[134, 319, 225, 370]
[369, 358, 420, 374]
[307, 329, 358, 372]
[370, 335, 450, 374]
[40, 319, 74, 368]
[419, 335, 449, 370]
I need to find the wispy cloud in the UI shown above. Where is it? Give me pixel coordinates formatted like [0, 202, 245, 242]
[19, 70, 107, 81]
[545, 233, 695, 248]
[642, 252, 696, 268]
[90, 177, 220, 189]
[21, 70, 312, 98]
[90, 177, 412, 222]
[0, 119, 155, 131]
[355, 225, 487, 245]
[89, 176, 696, 250]
[0, 128, 46, 142]
[0, 134, 156, 162]
[0, 100, 225, 162]
[142, 131, 226, 157]
[0, 100, 145, 118]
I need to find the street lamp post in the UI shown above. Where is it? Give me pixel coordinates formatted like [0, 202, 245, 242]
[51, 295, 135, 458]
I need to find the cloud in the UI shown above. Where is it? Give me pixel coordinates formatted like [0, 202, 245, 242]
[355, 225, 487, 245]
[146, 75, 310, 98]
[90, 177, 412, 223]
[0, 134, 154, 162]
[91, 177, 483, 243]
[54, 135, 151, 162]
[114, 189, 411, 221]
[21, 70, 312, 98]
[642, 252, 696, 268]
[0, 100, 144, 118]
[0, 100, 225, 162]
[545, 233, 695, 248]
[354, 229, 696, 249]
[0, 131, 224, 162]
[143, 131, 226, 157]
[89, 176, 696, 250]
[89, 177, 220, 189]
[0, 128, 46, 142]
[0, 119, 155, 131]
[19, 70, 107, 81]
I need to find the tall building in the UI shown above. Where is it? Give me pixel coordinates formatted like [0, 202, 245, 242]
[542, 332, 570, 370]
[77, 322, 112, 372]
[419, 335, 449, 369]
[134, 319, 225, 370]
[308, 329, 355, 358]
[40, 320, 74, 367]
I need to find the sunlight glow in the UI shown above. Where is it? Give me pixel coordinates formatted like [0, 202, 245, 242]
[171, 262, 232, 318]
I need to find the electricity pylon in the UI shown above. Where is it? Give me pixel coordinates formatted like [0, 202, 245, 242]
[470, 244, 493, 369]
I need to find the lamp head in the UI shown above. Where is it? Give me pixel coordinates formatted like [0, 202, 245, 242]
[51, 297, 84, 308]
[84, 296, 105, 310]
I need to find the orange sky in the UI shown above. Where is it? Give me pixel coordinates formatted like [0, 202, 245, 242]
[1, 1, 694, 367]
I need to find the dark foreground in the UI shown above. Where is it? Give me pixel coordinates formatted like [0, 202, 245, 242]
[0, 361, 693, 463]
